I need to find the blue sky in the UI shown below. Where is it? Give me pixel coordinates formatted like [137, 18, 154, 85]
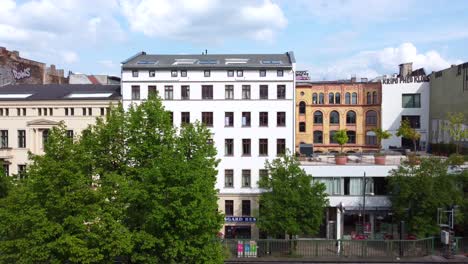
[1, 0, 468, 80]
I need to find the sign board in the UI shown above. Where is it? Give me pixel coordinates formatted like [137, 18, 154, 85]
[237, 240, 257, 258]
[296, 70, 310, 80]
[441, 230, 450, 245]
[225, 216, 256, 223]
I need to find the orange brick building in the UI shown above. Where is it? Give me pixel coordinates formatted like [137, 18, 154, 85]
[296, 81, 382, 153]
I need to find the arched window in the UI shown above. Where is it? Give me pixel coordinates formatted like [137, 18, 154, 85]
[319, 93, 324, 104]
[366, 130, 377, 145]
[346, 111, 356, 124]
[299, 101, 306, 114]
[372, 91, 378, 104]
[330, 111, 340, 124]
[352, 92, 358, 104]
[329, 130, 338, 144]
[367, 92, 372, 104]
[345, 93, 351, 104]
[312, 93, 318, 104]
[335, 93, 341, 104]
[299, 122, 306, 132]
[366, 110, 377, 125]
[313, 111, 323, 124]
[346, 131, 356, 144]
[313, 131, 323, 143]
[329, 93, 334, 104]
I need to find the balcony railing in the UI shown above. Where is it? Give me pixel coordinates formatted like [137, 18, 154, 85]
[298, 153, 407, 166]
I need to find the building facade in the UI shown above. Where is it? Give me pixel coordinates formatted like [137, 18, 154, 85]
[429, 62, 468, 147]
[0, 47, 67, 86]
[0, 84, 120, 176]
[120, 52, 296, 239]
[295, 81, 382, 154]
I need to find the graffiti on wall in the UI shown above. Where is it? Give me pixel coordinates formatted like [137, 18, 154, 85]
[12, 67, 31, 80]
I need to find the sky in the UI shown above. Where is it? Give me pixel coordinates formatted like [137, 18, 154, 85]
[1, 0, 468, 80]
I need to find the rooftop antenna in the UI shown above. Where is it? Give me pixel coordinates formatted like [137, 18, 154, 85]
[205, 49, 208, 55]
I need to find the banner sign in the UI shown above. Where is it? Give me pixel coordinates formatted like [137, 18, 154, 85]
[237, 241, 257, 258]
[296, 70, 310, 80]
[225, 217, 256, 223]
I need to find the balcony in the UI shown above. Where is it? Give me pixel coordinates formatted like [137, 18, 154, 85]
[298, 153, 405, 166]
[0, 147, 14, 159]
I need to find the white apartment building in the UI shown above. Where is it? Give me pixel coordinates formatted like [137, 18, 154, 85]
[381, 77, 430, 151]
[121, 52, 296, 239]
[0, 84, 121, 176]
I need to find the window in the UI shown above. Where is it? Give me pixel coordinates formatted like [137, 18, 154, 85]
[335, 93, 341, 104]
[329, 130, 338, 144]
[17, 130, 26, 148]
[225, 85, 234, 99]
[225, 139, 234, 156]
[82, 107, 92, 116]
[168, 111, 173, 125]
[204, 70, 210, 77]
[259, 69, 266, 77]
[242, 200, 251, 216]
[259, 139, 268, 156]
[2, 164, 8, 176]
[170, 70, 178, 77]
[17, 165, 26, 179]
[164, 86, 173, 100]
[330, 111, 340, 124]
[181, 112, 190, 125]
[314, 111, 323, 124]
[0, 130, 8, 148]
[259, 169, 268, 182]
[227, 70, 234, 77]
[202, 112, 213, 127]
[366, 131, 377, 145]
[237, 70, 243, 77]
[329, 93, 334, 104]
[202, 85, 213, 99]
[225, 200, 234, 216]
[42, 129, 49, 147]
[149, 70, 155, 77]
[346, 111, 356, 124]
[345, 93, 350, 104]
[65, 108, 74, 116]
[17, 108, 26, 116]
[347, 131, 356, 144]
[225, 170, 234, 188]
[319, 93, 324, 104]
[299, 101, 306, 114]
[260, 85, 268, 99]
[316, 178, 341, 195]
[259, 112, 268, 127]
[277, 112, 286, 126]
[344, 177, 374, 195]
[0, 108, 9, 116]
[372, 91, 378, 104]
[242, 112, 251, 127]
[276, 139, 286, 155]
[313, 131, 323, 143]
[277, 85, 286, 99]
[299, 122, 306, 132]
[366, 92, 372, 104]
[351, 92, 357, 104]
[312, 93, 318, 104]
[131, 85, 140, 100]
[242, 85, 251, 99]
[242, 170, 251, 187]
[66, 130, 74, 139]
[277, 69, 284, 77]
[181, 86, 190, 100]
[132, 70, 138, 77]
[148, 86, 157, 97]
[402, 115, 421, 129]
[100, 107, 105, 116]
[225, 112, 234, 127]
[402, 93, 421, 108]
[366, 111, 377, 125]
[242, 139, 251, 156]
[181, 70, 187, 77]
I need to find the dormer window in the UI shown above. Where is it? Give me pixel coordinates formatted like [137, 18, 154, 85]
[171, 70, 178, 77]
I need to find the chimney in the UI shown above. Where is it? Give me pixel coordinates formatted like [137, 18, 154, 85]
[350, 74, 356, 83]
[399, 62, 413, 78]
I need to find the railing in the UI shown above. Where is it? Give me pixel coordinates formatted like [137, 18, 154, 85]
[223, 237, 435, 259]
[298, 154, 405, 165]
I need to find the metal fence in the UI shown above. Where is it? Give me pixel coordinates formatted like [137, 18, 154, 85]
[223, 238, 435, 259]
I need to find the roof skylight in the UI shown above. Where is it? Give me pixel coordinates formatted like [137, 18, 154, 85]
[261, 60, 283, 65]
[198, 59, 218, 65]
[66, 93, 113, 98]
[136, 60, 158, 65]
[173, 59, 197, 65]
[0, 94, 33, 99]
[225, 58, 249, 64]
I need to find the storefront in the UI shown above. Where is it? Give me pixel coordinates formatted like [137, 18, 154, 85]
[224, 216, 257, 239]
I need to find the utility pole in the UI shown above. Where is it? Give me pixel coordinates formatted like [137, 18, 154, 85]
[362, 172, 367, 235]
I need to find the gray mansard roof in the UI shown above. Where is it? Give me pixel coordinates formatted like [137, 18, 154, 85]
[122, 51, 295, 69]
[0, 84, 121, 101]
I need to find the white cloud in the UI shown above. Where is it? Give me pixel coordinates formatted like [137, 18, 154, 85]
[305, 42, 457, 81]
[119, 0, 287, 42]
[61, 51, 79, 64]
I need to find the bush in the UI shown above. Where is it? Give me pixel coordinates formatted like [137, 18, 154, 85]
[448, 154, 465, 166]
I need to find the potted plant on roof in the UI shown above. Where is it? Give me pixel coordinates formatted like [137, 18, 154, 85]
[333, 129, 349, 165]
[372, 128, 391, 165]
[396, 119, 421, 165]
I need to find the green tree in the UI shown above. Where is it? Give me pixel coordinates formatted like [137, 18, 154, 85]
[443, 112, 468, 154]
[333, 129, 349, 154]
[396, 119, 421, 152]
[387, 157, 464, 237]
[372, 128, 391, 154]
[257, 152, 328, 239]
[0, 160, 11, 198]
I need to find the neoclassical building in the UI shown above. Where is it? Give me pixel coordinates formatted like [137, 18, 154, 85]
[296, 81, 382, 153]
